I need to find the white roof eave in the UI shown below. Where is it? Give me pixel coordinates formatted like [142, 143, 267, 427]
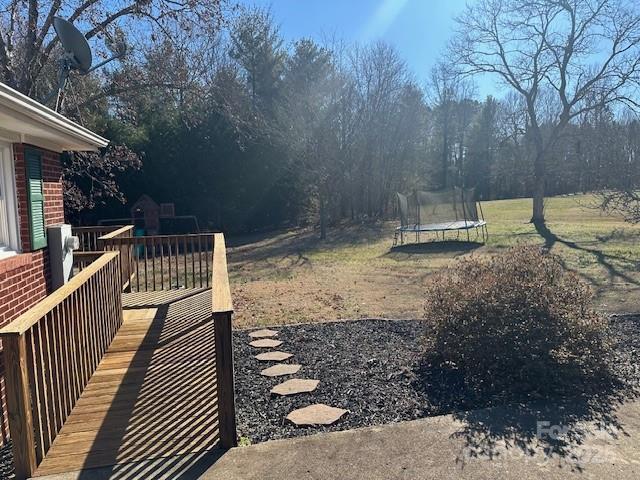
[0, 82, 109, 152]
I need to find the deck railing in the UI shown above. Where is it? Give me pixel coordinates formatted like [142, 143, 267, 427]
[99, 233, 216, 292]
[211, 233, 237, 449]
[72, 251, 105, 272]
[96, 226, 135, 291]
[0, 252, 123, 479]
[71, 225, 123, 251]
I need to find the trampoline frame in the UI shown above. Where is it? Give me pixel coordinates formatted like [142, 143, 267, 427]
[393, 189, 488, 246]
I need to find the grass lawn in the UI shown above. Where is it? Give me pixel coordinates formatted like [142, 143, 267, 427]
[227, 194, 640, 327]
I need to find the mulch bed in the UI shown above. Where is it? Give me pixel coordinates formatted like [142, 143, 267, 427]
[233, 315, 640, 444]
[234, 319, 429, 443]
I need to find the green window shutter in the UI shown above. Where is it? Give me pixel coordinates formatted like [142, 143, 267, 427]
[25, 149, 47, 250]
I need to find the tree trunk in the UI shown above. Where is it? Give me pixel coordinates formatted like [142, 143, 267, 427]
[531, 148, 545, 224]
[319, 191, 327, 240]
[442, 123, 449, 188]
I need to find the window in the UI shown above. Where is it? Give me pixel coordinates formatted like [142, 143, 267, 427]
[0, 142, 20, 258]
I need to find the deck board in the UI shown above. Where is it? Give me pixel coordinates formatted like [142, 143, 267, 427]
[34, 290, 220, 477]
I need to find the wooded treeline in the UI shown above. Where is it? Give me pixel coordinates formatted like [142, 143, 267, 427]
[89, 6, 640, 234]
[3, 1, 640, 233]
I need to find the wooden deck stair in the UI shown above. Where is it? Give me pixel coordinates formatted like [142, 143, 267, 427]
[34, 289, 220, 477]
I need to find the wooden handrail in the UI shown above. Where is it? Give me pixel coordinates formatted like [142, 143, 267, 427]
[72, 225, 122, 233]
[212, 233, 233, 313]
[0, 251, 123, 479]
[96, 226, 134, 291]
[97, 225, 134, 241]
[72, 225, 123, 252]
[0, 252, 119, 336]
[100, 233, 218, 243]
[106, 232, 218, 240]
[211, 232, 237, 449]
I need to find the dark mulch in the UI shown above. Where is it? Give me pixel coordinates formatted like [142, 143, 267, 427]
[608, 314, 640, 389]
[234, 319, 432, 443]
[233, 315, 640, 444]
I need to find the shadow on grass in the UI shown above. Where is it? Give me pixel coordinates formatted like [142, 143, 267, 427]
[387, 241, 483, 256]
[413, 351, 637, 470]
[534, 221, 640, 288]
[227, 222, 389, 261]
[225, 223, 394, 282]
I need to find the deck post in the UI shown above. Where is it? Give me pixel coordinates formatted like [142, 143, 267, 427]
[4, 334, 37, 479]
[211, 233, 237, 448]
[213, 311, 237, 448]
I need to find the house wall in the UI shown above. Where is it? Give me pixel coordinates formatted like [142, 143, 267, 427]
[0, 143, 64, 443]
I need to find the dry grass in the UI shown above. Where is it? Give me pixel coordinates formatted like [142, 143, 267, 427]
[226, 194, 640, 328]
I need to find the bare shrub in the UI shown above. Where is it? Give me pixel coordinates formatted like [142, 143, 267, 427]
[424, 246, 610, 398]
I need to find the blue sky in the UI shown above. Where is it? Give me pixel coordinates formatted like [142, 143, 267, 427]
[240, 0, 499, 97]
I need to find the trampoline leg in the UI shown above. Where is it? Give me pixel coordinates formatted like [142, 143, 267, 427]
[466, 228, 470, 243]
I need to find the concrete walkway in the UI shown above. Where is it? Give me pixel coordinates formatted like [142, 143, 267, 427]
[201, 400, 640, 480]
[35, 399, 640, 479]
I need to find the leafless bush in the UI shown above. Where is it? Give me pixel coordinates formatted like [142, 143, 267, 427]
[424, 246, 610, 397]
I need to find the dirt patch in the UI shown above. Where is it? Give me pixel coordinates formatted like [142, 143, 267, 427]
[227, 226, 474, 327]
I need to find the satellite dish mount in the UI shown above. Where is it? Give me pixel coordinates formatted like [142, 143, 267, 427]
[44, 17, 126, 112]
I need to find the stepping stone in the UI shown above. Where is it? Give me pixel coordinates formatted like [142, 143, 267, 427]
[249, 339, 283, 348]
[260, 363, 301, 377]
[248, 329, 278, 338]
[286, 404, 348, 426]
[271, 379, 319, 396]
[255, 351, 293, 362]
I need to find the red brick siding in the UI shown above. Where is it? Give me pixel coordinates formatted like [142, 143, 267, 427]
[0, 143, 63, 443]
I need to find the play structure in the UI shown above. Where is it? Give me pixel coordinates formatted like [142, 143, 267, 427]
[394, 188, 488, 245]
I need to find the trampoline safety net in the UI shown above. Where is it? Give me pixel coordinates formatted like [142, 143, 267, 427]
[394, 188, 487, 244]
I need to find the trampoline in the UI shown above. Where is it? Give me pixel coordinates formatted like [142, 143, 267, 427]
[394, 188, 488, 245]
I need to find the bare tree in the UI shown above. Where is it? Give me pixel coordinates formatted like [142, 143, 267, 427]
[0, 0, 226, 98]
[428, 62, 458, 189]
[452, 0, 640, 223]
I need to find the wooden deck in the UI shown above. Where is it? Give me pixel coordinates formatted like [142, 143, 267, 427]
[34, 289, 220, 477]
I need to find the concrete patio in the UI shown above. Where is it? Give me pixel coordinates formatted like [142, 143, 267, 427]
[35, 398, 640, 479]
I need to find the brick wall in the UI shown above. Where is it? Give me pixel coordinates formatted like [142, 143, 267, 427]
[0, 143, 64, 443]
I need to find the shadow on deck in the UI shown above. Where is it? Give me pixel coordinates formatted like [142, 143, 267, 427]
[34, 289, 224, 479]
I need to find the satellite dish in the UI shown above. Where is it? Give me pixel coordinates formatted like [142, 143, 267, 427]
[53, 17, 93, 73]
[43, 17, 127, 112]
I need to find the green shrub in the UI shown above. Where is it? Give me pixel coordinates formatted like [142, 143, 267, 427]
[424, 246, 610, 398]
